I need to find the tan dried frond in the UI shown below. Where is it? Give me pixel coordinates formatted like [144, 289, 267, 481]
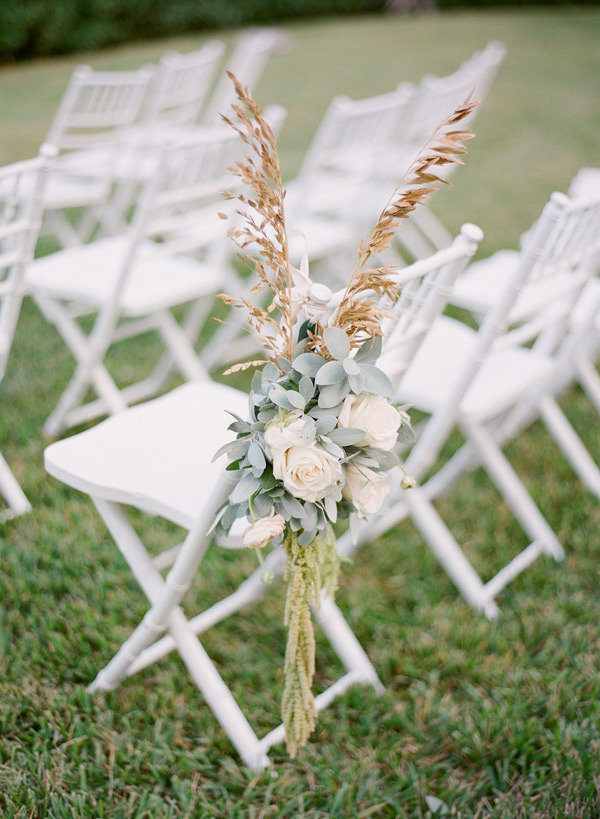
[332, 95, 479, 337]
[222, 360, 265, 376]
[218, 72, 296, 363]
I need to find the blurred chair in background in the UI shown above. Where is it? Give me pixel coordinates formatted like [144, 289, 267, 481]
[0, 146, 54, 519]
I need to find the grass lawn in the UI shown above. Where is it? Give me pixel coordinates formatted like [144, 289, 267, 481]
[1, 7, 600, 816]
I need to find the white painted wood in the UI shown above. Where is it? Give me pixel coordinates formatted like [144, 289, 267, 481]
[0, 147, 53, 518]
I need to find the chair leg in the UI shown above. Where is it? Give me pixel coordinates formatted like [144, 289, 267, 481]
[463, 419, 564, 560]
[576, 356, 600, 416]
[406, 486, 500, 619]
[0, 450, 31, 520]
[88, 498, 270, 771]
[155, 310, 208, 383]
[315, 596, 384, 693]
[537, 394, 600, 499]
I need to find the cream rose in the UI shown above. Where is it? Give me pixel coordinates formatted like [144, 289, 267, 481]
[273, 442, 343, 503]
[243, 510, 286, 549]
[342, 463, 391, 518]
[338, 394, 402, 451]
[264, 413, 306, 451]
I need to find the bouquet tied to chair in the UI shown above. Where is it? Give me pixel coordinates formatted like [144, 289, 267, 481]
[212, 72, 477, 756]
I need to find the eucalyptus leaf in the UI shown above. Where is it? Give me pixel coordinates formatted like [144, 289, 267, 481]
[348, 372, 364, 394]
[292, 352, 326, 377]
[254, 493, 273, 516]
[230, 471, 261, 504]
[324, 493, 337, 523]
[277, 357, 292, 373]
[363, 447, 399, 469]
[309, 402, 345, 419]
[323, 326, 351, 361]
[314, 360, 345, 386]
[318, 380, 350, 408]
[327, 427, 365, 446]
[360, 364, 394, 398]
[315, 415, 337, 435]
[282, 494, 304, 518]
[397, 422, 416, 444]
[212, 438, 249, 463]
[285, 390, 306, 410]
[247, 441, 266, 472]
[262, 362, 279, 382]
[301, 502, 318, 531]
[289, 517, 302, 531]
[319, 438, 346, 460]
[355, 335, 382, 364]
[343, 358, 361, 376]
[299, 375, 315, 403]
[297, 529, 317, 546]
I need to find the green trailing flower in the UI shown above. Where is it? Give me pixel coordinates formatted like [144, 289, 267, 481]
[281, 526, 340, 756]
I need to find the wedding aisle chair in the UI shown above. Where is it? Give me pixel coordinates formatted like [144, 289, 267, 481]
[42, 228, 479, 769]
[566, 168, 600, 415]
[202, 28, 293, 125]
[449, 180, 600, 499]
[27, 119, 288, 438]
[342, 191, 600, 619]
[0, 147, 54, 519]
[382, 41, 506, 260]
[89, 41, 226, 233]
[30, 65, 155, 247]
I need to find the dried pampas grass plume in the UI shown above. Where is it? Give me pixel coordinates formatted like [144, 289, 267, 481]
[332, 95, 479, 341]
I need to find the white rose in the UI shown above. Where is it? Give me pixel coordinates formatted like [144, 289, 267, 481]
[264, 413, 306, 451]
[338, 394, 402, 451]
[342, 463, 391, 518]
[243, 510, 286, 549]
[273, 442, 343, 503]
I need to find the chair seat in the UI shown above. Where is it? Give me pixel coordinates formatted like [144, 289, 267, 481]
[0, 168, 107, 210]
[44, 381, 249, 529]
[390, 315, 555, 421]
[451, 249, 576, 322]
[27, 236, 226, 317]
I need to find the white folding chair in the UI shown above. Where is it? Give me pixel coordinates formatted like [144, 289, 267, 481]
[41, 229, 481, 768]
[34, 65, 155, 246]
[450, 180, 600, 497]
[27, 122, 273, 438]
[287, 84, 415, 228]
[565, 168, 600, 416]
[342, 192, 600, 619]
[0, 147, 54, 519]
[203, 28, 293, 125]
[384, 41, 506, 260]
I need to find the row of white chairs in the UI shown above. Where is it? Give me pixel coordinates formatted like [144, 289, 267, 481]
[2, 37, 600, 768]
[5, 40, 506, 444]
[20, 28, 291, 248]
[2, 129, 599, 768]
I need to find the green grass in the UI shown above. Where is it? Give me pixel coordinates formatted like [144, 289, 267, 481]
[2, 8, 600, 816]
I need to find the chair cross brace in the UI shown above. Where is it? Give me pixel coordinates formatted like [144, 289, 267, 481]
[87, 497, 383, 771]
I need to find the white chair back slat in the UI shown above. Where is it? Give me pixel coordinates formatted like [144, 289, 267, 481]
[144, 41, 225, 128]
[400, 40, 505, 153]
[0, 146, 55, 380]
[203, 28, 291, 124]
[297, 85, 414, 186]
[47, 65, 155, 151]
[142, 105, 285, 247]
[380, 225, 483, 383]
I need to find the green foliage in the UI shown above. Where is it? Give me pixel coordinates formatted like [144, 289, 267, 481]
[0, 0, 385, 61]
[1, 9, 600, 814]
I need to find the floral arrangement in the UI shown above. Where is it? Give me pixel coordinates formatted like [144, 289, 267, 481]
[213, 72, 477, 756]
